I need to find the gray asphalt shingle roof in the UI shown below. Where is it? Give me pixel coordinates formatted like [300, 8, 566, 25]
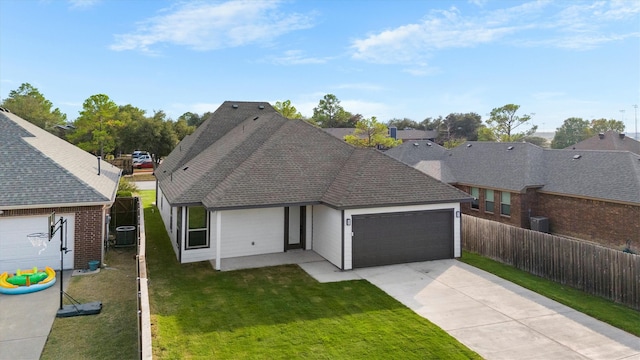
[566, 131, 640, 155]
[157, 101, 471, 210]
[386, 140, 640, 205]
[0, 110, 120, 208]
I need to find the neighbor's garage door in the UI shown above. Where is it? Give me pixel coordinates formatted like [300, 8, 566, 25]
[352, 210, 453, 268]
[0, 215, 75, 273]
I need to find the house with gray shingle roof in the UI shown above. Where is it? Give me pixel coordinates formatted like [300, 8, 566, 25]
[566, 130, 640, 155]
[0, 108, 120, 273]
[386, 141, 640, 250]
[156, 102, 472, 270]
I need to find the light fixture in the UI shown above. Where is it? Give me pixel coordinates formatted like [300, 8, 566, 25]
[346, 219, 351, 226]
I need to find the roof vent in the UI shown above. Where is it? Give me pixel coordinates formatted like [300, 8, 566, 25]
[426, 142, 432, 147]
[183, 166, 189, 171]
[507, 146, 514, 150]
[619, 133, 625, 139]
[232, 104, 238, 109]
[466, 144, 472, 148]
[598, 133, 605, 139]
[253, 116, 259, 121]
[573, 154, 581, 160]
[259, 105, 264, 109]
[413, 143, 419, 146]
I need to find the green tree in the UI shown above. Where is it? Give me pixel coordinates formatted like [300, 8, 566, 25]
[173, 118, 195, 140]
[421, 116, 443, 131]
[115, 104, 148, 155]
[273, 100, 303, 119]
[1, 83, 67, 131]
[311, 94, 356, 128]
[344, 116, 401, 148]
[477, 125, 497, 141]
[178, 112, 205, 128]
[551, 117, 592, 149]
[387, 118, 424, 130]
[485, 104, 537, 142]
[523, 136, 549, 148]
[133, 111, 178, 161]
[68, 94, 119, 156]
[590, 118, 625, 133]
[442, 113, 482, 141]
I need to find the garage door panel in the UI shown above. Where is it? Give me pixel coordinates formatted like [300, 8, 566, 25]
[352, 210, 453, 268]
[0, 215, 75, 273]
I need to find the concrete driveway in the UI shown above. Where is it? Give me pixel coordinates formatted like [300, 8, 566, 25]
[349, 260, 640, 360]
[0, 270, 71, 360]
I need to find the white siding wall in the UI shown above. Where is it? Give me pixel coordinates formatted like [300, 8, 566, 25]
[220, 207, 284, 258]
[157, 187, 180, 258]
[344, 203, 461, 270]
[0, 214, 75, 272]
[311, 205, 342, 268]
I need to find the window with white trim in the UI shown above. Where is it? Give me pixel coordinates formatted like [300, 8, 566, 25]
[186, 206, 209, 249]
[485, 189, 494, 213]
[501, 192, 511, 216]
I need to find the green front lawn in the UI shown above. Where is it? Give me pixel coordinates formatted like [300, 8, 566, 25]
[141, 190, 480, 359]
[460, 251, 640, 336]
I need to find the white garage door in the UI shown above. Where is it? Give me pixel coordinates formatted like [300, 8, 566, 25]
[0, 215, 75, 273]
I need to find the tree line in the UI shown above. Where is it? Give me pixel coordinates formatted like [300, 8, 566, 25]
[1, 84, 625, 158]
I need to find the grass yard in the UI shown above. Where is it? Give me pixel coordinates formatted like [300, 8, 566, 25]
[460, 251, 640, 337]
[41, 246, 138, 360]
[140, 190, 480, 359]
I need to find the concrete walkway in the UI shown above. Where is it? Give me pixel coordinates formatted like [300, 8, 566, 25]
[0, 270, 71, 360]
[348, 260, 640, 360]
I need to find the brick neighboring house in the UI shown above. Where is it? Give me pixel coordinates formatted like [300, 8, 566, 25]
[0, 108, 121, 272]
[566, 130, 640, 155]
[386, 140, 640, 250]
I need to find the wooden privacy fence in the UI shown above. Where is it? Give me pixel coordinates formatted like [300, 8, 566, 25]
[462, 216, 640, 311]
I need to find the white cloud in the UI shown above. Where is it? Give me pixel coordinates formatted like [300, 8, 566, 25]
[351, 0, 640, 64]
[110, 0, 314, 53]
[270, 50, 330, 65]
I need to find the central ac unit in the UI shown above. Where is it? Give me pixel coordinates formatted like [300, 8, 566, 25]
[530, 216, 550, 233]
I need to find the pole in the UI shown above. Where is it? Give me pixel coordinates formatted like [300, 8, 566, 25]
[633, 105, 638, 140]
[59, 217, 64, 311]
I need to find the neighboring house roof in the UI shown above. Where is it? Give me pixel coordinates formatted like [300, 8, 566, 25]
[386, 140, 640, 205]
[323, 128, 437, 141]
[157, 101, 471, 210]
[0, 109, 121, 209]
[566, 131, 640, 155]
[541, 149, 640, 204]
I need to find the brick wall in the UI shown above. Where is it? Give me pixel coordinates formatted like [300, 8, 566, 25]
[533, 193, 640, 250]
[0, 205, 107, 269]
[457, 185, 524, 227]
[456, 184, 639, 250]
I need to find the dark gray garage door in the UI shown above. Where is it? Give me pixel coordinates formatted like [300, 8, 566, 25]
[352, 210, 454, 268]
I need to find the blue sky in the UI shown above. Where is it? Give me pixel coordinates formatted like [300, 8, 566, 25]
[1, 0, 639, 133]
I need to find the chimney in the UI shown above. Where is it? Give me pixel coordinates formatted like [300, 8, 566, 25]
[619, 133, 625, 139]
[598, 133, 605, 139]
[389, 127, 397, 140]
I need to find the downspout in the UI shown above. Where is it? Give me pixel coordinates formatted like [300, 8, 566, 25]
[341, 210, 345, 270]
[215, 211, 222, 271]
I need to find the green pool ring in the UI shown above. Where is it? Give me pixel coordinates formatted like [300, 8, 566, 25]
[7, 272, 48, 286]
